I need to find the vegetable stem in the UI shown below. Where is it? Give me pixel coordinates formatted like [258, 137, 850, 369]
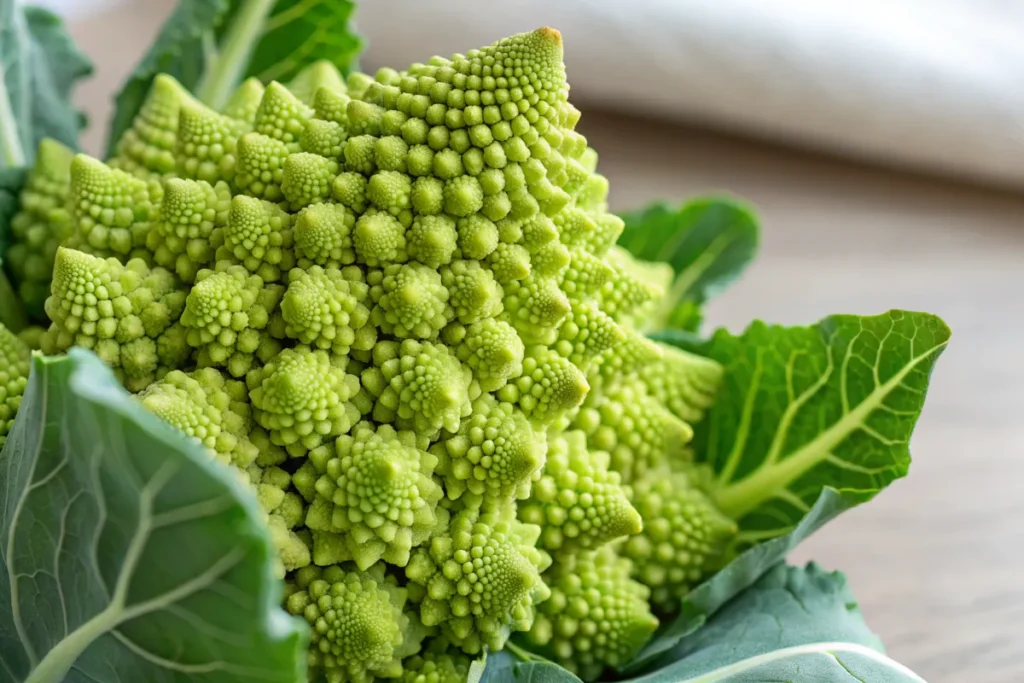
[195, 0, 276, 110]
[24, 606, 121, 683]
[0, 63, 27, 168]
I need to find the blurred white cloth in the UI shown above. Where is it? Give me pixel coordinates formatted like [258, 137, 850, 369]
[354, 0, 1024, 189]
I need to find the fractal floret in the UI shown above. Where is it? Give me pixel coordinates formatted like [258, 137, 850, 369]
[1, 26, 742, 681]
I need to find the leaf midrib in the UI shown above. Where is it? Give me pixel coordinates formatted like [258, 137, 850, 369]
[677, 641, 929, 683]
[715, 333, 946, 519]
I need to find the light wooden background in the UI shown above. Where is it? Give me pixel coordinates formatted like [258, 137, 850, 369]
[67, 4, 1024, 681]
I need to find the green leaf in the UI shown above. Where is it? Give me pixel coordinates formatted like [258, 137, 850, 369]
[0, 349, 308, 683]
[479, 651, 583, 683]
[0, 3, 92, 166]
[242, 0, 362, 87]
[698, 310, 950, 537]
[617, 197, 759, 332]
[107, 0, 364, 154]
[623, 563, 927, 683]
[623, 488, 854, 674]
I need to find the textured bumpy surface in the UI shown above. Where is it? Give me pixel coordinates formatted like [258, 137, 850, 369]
[5, 28, 735, 682]
[0, 324, 31, 448]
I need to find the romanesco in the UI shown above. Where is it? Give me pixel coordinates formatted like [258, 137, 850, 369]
[4, 26, 739, 681]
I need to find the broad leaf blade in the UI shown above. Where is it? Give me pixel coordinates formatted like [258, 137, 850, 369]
[245, 0, 363, 85]
[624, 563, 927, 683]
[0, 3, 92, 165]
[478, 651, 582, 683]
[624, 488, 854, 674]
[0, 349, 308, 683]
[617, 198, 759, 332]
[700, 310, 950, 538]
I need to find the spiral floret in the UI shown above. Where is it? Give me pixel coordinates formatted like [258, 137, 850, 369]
[406, 504, 552, 654]
[298, 423, 442, 568]
[247, 347, 361, 456]
[285, 563, 422, 683]
[524, 546, 659, 680]
[519, 431, 641, 554]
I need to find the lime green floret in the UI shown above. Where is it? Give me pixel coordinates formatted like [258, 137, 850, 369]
[247, 347, 361, 457]
[136, 367, 311, 577]
[370, 262, 452, 339]
[0, 324, 31, 448]
[219, 194, 296, 283]
[137, 367, 258, 471]
[449, 318, 525, 392]
[109, 73, 194, 179]
[66, 154, 158, 260]
[146, 177, 232, 283]
[401, 648, 471, 683]
[6, 139, 76, 319]
[431, 394, 546, 502]
[247, 462, 311, 577]
[497, 346, 589, 425]
[368, 339, 476, 436]
[573, 376, 694, 484]
[42, 247, 189, 391]
[175, 100, 246, 186]
[524, 546, 659, 681]
[285, 563, 421, 683]
[519, 430, 641, 554]
[298, 422, 442, 569]
[294, 203, 358, 269]
[623, 468, 737, 614]
[281, 265, 375, 355]
[406, 504, 552, 655]
[555, 300, 626, 370]
[637, 342, 724, 425]
[180, 264, 283, 377]
[440, 260, 503, 324]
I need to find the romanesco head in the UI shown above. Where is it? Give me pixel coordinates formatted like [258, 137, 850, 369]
[7, 25, 738, 674]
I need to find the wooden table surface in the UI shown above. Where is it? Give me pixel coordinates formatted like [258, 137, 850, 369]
[68, 4, 1024, 681]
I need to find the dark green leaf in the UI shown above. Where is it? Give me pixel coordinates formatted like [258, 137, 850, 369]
[699, 310, 950, 539]
[623, 488, 854, 674]
[0, 3, 92, 166]
[617, 197, 759, 331]
[622, 563, 926, 683]
[244, 0, 362, 85]
[106, 0, 364, 155]
[0, 349, 308, 683]
[479, 651, 583, 683]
